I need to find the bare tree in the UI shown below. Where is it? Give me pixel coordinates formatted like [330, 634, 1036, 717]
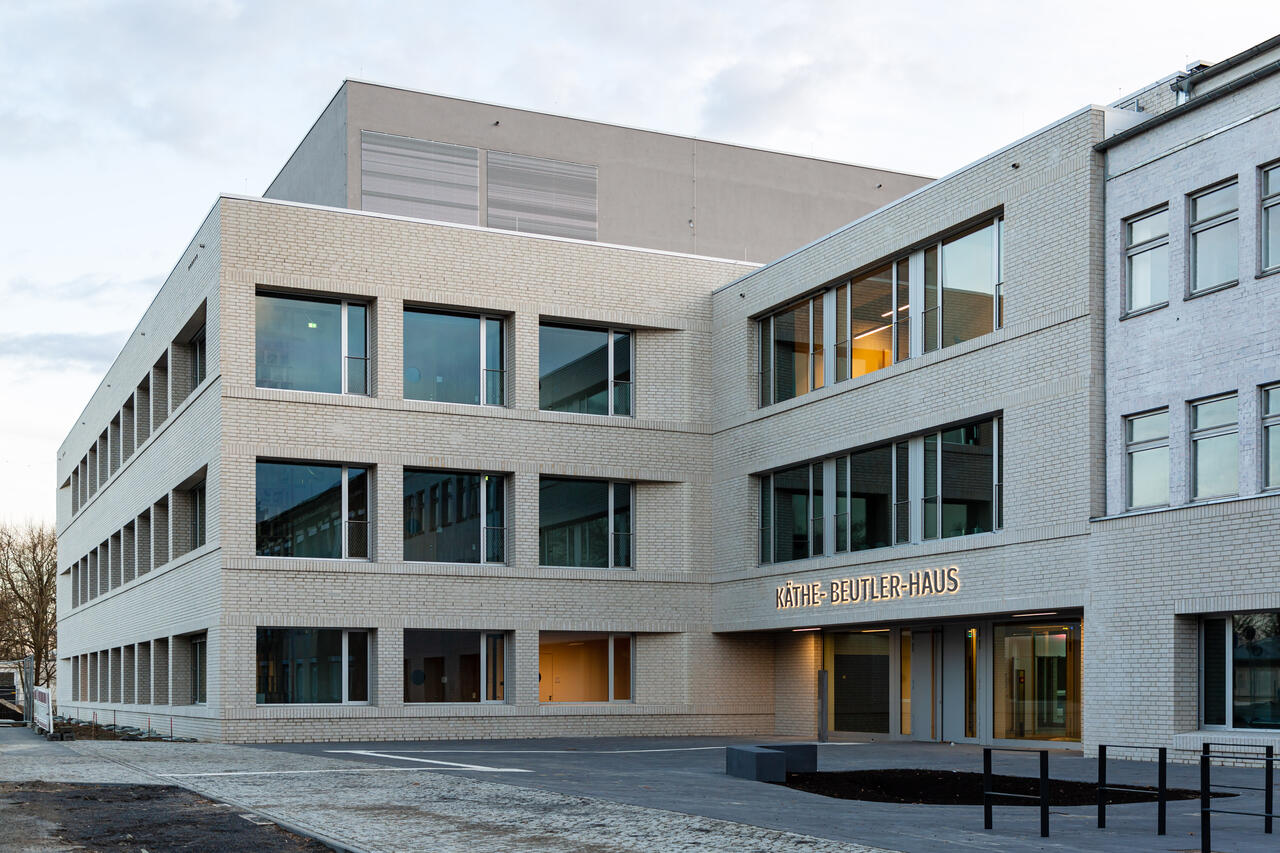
[0, 522, 57, 685]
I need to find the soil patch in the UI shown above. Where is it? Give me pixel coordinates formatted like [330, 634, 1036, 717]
[0, 781, 330, 851]
[780, 768, 1233, 806]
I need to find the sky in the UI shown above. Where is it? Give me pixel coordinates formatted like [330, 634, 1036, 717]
[1, 1, 1276, 525]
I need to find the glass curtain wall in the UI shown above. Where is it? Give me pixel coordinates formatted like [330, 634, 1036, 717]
[403, 309, 504, 405]
[402, 630, 504, 703]
[256, 294, 366, 394]
[539, 324, 631, 415]
[992, 622, 1080, 741]
[403, 470, 504, 563]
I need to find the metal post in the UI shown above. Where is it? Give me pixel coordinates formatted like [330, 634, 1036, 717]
[817, 670, 829, 744]
[1201, 753, 1211, 853]
[1158, 747, 1167, 836]
[1267, 745, 1274, 835]
[1097, 744, 1107, 828]
[1039, 750, 1050, 838]
[983, 748, 993, 830]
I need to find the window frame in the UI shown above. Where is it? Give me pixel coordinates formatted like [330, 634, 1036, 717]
[1263, 384, 1280, 491]
[539, 323, 633, 417]
[1125, 408, 1171, 510]
[1188, 180, 1240, 296]
[1190, 393, 1239, 501]
[255, 292, 369, 396]
[538, 631, 634, 703]
[402, 469, 506, 565]
[191, 324, 207, 388]
[254, 461, 370, 561]
[254, 627, 371, 706]
[190, 479, 206, 549]
[1124, 206, 1171, 314]
[190, 634, 207, 705]
[923, 216, 1004, 354]
[402, 629, 507, 704]
[402, 307, 506, 406]
[1262, 162, 1280, 274]
[1200, 613, 1280, 730]
[538, 478, 634, 569]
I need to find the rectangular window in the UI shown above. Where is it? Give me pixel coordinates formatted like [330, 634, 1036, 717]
[539, 478, 632, 568]
[1126, 410, 1170, 509]
[190, 635, 206, 704]
[538, 632, 632, 702]
[255, 461, 369, 559]
[403, 470, 504, 563]
[190, 479, 206, 549]
[1264, 164, 1280, 272]
[539, 324, 631, 416]
[255, 627, 370, 704]
[1264, 385, 1280, 490]
[846, 445, 892, 552]
[256, 294, 368, 395]
[1203, 613, 1280, 729]
[191, 325, 207, 387]
[403, 630, 504, 703]
[402, 309, 504, 405]
[1125, 208, 1169, 311]
[1191, 395, 1238, 500]
[761, 462, 821, 563]
[992, 621, 1081, 741]
[839, 266, 892, 382]
[1190, 182, 1239, 293]
[922, 421, 997, 540]
[938, 220, 999, 348]
[760, 296, 818, 406]
[893, 441, 910, 545]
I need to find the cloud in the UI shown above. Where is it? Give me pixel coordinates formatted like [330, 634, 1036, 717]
[0, 331, 130, 373]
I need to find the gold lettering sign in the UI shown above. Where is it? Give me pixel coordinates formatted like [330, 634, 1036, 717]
[775, 566, 960, 610]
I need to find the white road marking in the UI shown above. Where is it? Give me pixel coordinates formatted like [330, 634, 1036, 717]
[323, 743, 863, 756]
[324, 749, 531, 771]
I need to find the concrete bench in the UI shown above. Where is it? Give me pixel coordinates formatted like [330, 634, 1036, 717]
[725, 745, 787, 782]
[759, 742, 817, 773]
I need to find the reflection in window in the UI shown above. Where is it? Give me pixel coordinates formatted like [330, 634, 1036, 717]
[1264, 386, 1280, 490]
[1191, 395, 1238, 500]
[824, 631, 890, 733]
[922, 421, 997, 540]
[1203, 613, 1280, 729]
[403, 309, 504, 405]
[190, 635, 207, 704]
[1125, 208, 1169, 311]
[256, 294, 367, 395]
[256, 461, 369, 559]
[927, 220, 1000, 352]
[403, 470, 504, 563]
[403, 630, 504, 703]
[539, 324, 631, 415]
[538, 632, 631, 702]
[1125, 410, 1169, 508]
[256, 627, 369, 704]
[759, 462, 820, 564]
[835, 446, 892, 553]
[1264, 165, 1280, 272]
[992, 622, 1080, 741]
[539, 478, 631, 568]
[1190, 182, 1239, 293]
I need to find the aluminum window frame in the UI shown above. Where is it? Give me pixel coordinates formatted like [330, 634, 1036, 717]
[537, 478, 634, 570]
[538, 322, 633, 417]
[402, 307, 506, 406]
[1125, 408, 1171, 510]
[1190, 393, 1239, 501]
[757, 462, 823, 564]
[254, 461, 371, 561]
[1124, 206, 1170, 313]
[401, 629, 507, 704]
[537, 631, 634, 704]
[255, 291, 370, 397]
[1263, 384, 1280, 491]
[1188, 180, 1240, 295]
[190, 634, 207, 705]
[1262, 162, 1280, 273]
[402, 469, 506, 565]
[253, 627, 372, 706]
[1198, 613, 1280, 730]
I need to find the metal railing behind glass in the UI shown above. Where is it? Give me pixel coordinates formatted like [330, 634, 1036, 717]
[612, 531, 632, 568]
[346, 520, 369, 559]
[484, 369, 505, 406]
[611, 380, 632, 416]
[759, 525, 772, 564]
[484, 525, 506, 564]
[346, 356, 369, 395]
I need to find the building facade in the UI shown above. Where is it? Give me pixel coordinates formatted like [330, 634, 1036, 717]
[55, 40, 1280, 751]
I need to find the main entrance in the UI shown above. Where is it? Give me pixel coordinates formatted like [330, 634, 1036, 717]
[821, 617, 1080, 743]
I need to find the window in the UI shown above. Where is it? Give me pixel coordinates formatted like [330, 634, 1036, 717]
[1191, 395, 1238, 500]
[403, 470, 504, 563]
[538, 632, 631, 702]
[758, 216, 1001, 407]
[1125, 410, 1169, 509]
[925, 219, 1001, 352]
[191, 325, 207, 387]
[256, 293, 368, 395]
[190, 479, 206, 549]
[760, 416, 999, 562]
[190, 635, 207, 704]
[403, 309, 504, 405]
[403, 630, 504, 702]
[539, 324, 631, 415]
[993, 621, 1081, 741]
[255, 462, 369, 559]
[256, 628, 369, 704]
[1125, 208, 1169, 312]
[1264, 164, 1280, 272]
[1203, 613, 1280, 729]
[539, 478, 631, 568]
[758, 462, 822, 564]
[921, 421, 998, 540]
[1190, 182, 1239, 293]
[1264, 386, 1280, 490]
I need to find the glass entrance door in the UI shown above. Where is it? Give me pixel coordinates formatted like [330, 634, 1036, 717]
[825, 631, 891, 734]
[992, 622, 1080, 741]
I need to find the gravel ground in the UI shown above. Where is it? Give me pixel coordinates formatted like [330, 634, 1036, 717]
[65, 740, 898, 853]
